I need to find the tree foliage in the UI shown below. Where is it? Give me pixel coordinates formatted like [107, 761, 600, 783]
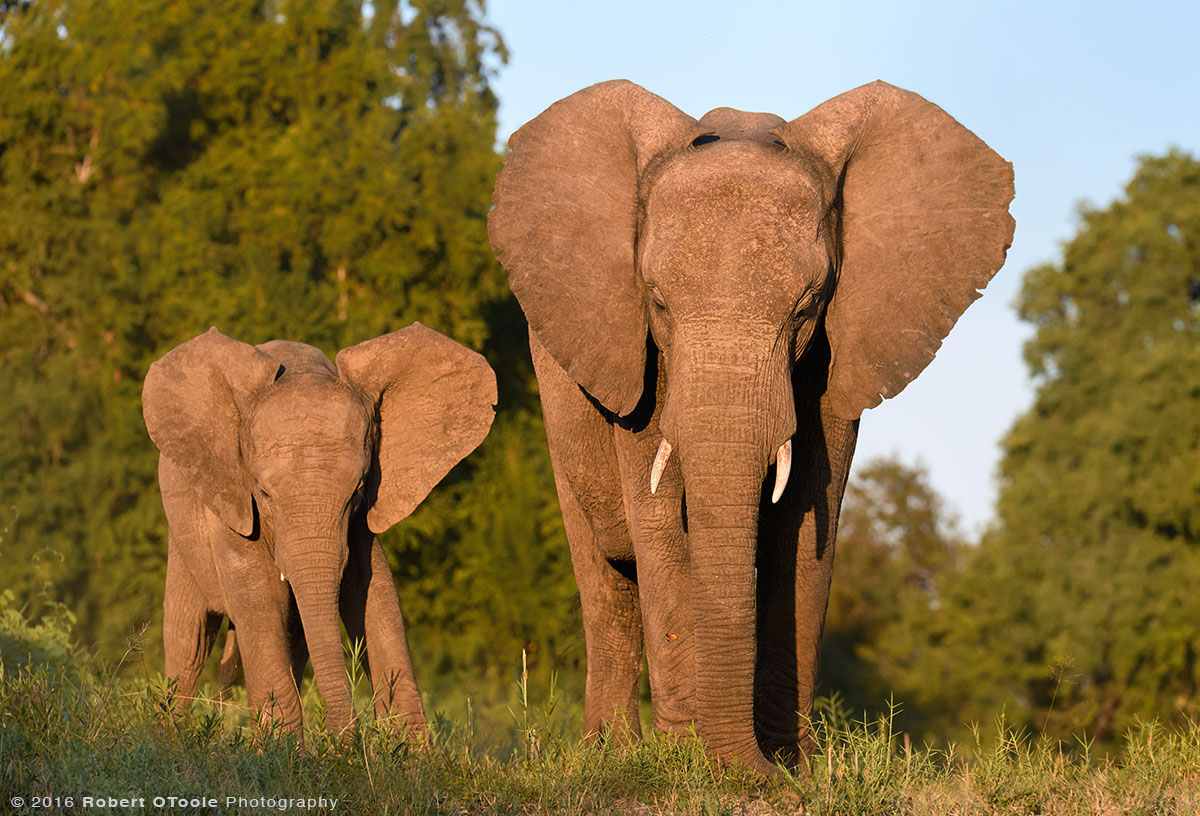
[820, 457, 965, 740]
[980, 150, 1200, 744]
[894, 151, 1200, 748]
[820, 153, 1200, 750]
[0, 0, 579, 716]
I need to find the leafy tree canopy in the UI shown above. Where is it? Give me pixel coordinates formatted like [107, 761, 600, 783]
[931, 151, 1200, 748]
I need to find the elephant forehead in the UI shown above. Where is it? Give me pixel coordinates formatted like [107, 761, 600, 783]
[643, 146, 824, 268]
[646, 143, 823, 225]
[248, 384, 373, 452]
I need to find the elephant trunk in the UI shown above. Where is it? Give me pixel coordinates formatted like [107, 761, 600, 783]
[685, 457, 770, 769]
[663, 337, 796, 774]
[278, 531, 354, 737]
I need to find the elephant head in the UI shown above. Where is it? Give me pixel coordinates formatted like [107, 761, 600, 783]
[489, 80, 1013, 768]
[142, 324, 497, 733]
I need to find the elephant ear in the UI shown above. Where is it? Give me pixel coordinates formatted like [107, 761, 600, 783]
[489, 79, 710, 416]
[335, 323, 497, 534]
[774, 81, 1015, 420]
[142, 328, 282, 535]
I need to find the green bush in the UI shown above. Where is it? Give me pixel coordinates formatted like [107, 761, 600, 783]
[0, 585, 79, 674]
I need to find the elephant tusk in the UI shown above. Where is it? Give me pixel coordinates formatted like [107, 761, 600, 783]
[771, 439, 792, 504]
[649, 438, 673, 495]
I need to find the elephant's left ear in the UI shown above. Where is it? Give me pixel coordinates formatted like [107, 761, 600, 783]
[774, 81, 1015, 420]
[336, 324, 497, 534]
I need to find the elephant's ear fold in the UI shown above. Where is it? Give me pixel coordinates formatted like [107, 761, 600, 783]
[336, 323, 497, 534]
[489, 80, 709, 416]
[775, 81, 1015, 420]
[142, 328, 281, 535]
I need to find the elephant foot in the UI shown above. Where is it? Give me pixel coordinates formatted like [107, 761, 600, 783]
[376, 709, 428, 741]
[757, 737, 814, 774]
[651, 709, 697, 737]
[706, 735, 786, 780]
[723, 749, 785, 781]
[584, 710, 643, 747]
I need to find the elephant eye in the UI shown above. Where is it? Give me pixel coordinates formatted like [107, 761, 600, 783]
[647, 283, 667, 308]
[692, 134, 720, 147]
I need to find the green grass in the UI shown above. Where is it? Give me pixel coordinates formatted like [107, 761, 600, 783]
[3, 598, 1199, 814]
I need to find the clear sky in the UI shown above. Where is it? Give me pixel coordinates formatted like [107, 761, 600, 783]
[484, 0, 1200, 532]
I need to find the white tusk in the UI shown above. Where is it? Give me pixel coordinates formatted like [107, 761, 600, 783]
[771, 439, 792, 504]
[649, 438, 673, 495]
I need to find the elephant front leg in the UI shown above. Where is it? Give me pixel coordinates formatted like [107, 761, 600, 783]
[235, 621, 304, 731]
[160, 463, 226, 704]
[211, 525, 305, 732]
[340, 519, 425, 733]
[613, 420, 696, 735]
[556, 471, 645, 740]
[163, 547, 223, 701]
[531, 331, 643, 738]
[755, 378, 858, 765]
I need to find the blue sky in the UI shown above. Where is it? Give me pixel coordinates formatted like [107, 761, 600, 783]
[484, 0, 1200, 531]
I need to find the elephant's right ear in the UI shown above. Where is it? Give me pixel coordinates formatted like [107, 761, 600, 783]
[488, 80, 709, 416]
[143, 328, 281, 536]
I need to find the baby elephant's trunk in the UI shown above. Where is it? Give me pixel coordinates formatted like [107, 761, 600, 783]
[280, 535, 354, 736]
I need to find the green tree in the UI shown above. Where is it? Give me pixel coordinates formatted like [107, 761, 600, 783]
[949, 150, 1200, 747]
[820, 457, 965, 739]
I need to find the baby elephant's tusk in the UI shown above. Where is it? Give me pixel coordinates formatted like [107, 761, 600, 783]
[771, 439, 792, 504]
[649, 438, 673, 495]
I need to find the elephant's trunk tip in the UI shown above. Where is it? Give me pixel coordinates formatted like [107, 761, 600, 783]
[649, 437, 673, 495]
[771, 439, 792, 504]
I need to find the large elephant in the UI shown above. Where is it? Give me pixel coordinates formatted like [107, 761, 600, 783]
[142, 324, 496, 736]
[488, 80, 1013, 773]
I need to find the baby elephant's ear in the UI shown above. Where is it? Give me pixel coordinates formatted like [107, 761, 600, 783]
[142, 328, 281, 535]
[336, 324, 497, 534]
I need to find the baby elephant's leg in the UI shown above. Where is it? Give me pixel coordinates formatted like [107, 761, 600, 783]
[340, 521, 425, 732]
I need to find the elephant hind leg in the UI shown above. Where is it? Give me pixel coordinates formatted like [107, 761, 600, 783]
[217, 625, 241, 699]
[163, 550, 222, 700]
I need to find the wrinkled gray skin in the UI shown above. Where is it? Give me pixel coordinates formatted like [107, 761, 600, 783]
[143, 324, 496, 736]
[489, 80, 1014, 774]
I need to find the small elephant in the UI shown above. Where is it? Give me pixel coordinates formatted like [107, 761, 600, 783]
[489, 80, 1013, 773]
[142, 324, 497, 735]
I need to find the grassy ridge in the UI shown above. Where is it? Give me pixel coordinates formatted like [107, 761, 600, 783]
[4, 592, 1200, 814]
